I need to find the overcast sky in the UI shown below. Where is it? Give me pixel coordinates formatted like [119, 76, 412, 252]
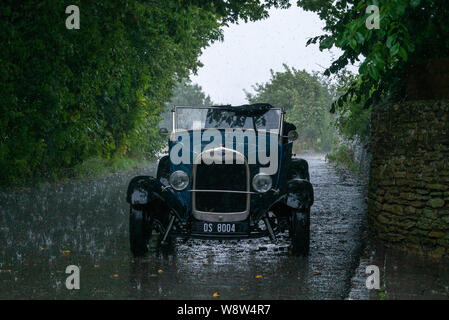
[190, 5, 346, 105]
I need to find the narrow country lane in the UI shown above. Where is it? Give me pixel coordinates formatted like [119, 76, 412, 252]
[0, 154, 368, 299]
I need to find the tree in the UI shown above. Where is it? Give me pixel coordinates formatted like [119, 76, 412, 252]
[159, 78, 214, 130]
[332, 71, 371, 142]
[0, 0, 289, 185]
[246, 65, 335, 151]
[182, 0, 291, 23]
[170, 79, 214, 107]
[296, 0, 449, 110]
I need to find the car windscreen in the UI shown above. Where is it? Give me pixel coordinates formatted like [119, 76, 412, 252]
[176, 107, 280, 132]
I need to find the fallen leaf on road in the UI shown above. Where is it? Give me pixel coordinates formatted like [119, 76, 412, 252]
[213, 292, 220, 297]
[157, 269, 163, 274]
[62, 250, 71, 254]
[113, 274, 119, 278]
[256, 275, 262, 279]
[94, 264, 99, 268]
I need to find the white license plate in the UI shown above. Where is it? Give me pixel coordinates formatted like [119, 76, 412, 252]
[203, 223, 236, 233]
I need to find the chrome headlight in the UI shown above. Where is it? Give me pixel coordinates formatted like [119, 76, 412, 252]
[169, 170, 189, 191]
[252, 173, 272, 193]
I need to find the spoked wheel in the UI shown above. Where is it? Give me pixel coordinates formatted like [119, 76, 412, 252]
[290, 208, 310, 256]
[129, 207, 152, 257]
[153, 216, 174, 252]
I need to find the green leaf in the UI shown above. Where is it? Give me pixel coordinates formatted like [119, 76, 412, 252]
[410, 0, 421, 8]
[355, 32, 364, 44]
[349, 38, 357, 50]
[386, 35, 396, 49]
[319, 37, 334, 50]
[367, 64, 379, 80]
[395, 1, 408, 15]
[359, 62, 367, 75]
[390, 42, 400, 56]
[398, 47, 408, 61]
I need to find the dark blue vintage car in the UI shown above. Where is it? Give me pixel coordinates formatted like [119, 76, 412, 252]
[126, 104, 314, 256]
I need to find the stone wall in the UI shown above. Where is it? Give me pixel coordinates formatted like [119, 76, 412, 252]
[368, 100, 449, 258]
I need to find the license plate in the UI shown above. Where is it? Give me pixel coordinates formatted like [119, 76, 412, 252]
[191, 221, 248, 234]
[203, 222, 236, 233]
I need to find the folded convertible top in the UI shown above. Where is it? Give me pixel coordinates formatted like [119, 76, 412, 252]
[210, 103, 276, 116]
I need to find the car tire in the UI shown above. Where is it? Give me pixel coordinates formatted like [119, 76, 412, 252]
[289, 158, 310, 181]
[290, 208, 310, 256]
[129, 207, 150, 257]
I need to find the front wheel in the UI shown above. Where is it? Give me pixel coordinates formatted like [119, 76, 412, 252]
[288, 158, 310, 181]
[290, 209, 310, 256]
[129, 207, 151, 257]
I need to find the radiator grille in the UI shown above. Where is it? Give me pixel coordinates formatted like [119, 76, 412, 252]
[194, 163, 247, 212]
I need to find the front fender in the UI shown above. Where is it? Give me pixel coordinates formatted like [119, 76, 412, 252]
[126, 176, 186, 219]
[286, 178, 314, 210]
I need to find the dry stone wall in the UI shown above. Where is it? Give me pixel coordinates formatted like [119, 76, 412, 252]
[368, 100, 449, 257]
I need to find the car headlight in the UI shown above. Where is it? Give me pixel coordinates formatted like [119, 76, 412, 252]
[169, 170, 189, 191]
[252, 173, 272, 193]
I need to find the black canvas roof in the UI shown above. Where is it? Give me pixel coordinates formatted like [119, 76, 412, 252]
[210, 103, 276, 116]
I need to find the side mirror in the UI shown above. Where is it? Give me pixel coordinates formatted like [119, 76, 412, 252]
[159, 127, 169, 137]
[287, 130, 298, 142]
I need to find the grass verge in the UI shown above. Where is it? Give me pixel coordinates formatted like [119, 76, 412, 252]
[72, 156, 153, 180]
[0, 155, 155, 191]
[326, 143, 361, 173]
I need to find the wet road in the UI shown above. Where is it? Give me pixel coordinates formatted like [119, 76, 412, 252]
[0, 154, 368, 299]
[349, 241, 449, 300]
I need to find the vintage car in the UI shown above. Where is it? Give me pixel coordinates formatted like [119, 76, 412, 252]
[126, 103, 314, 256]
